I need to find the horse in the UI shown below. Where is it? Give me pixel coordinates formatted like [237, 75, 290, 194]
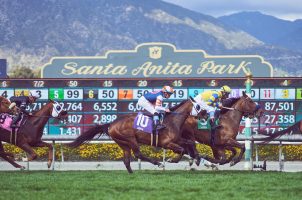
[68, 98, 202, 173]
[169, 91, 264, 166]
[0, 99, 68, 169]
[0, 96, 18, 114]
[260, 120, 302, 143]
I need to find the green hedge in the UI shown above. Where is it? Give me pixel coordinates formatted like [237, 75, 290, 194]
[3, 143, 302, 161]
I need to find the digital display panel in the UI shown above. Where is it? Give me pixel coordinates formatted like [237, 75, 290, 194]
[1, 78, 301, 137]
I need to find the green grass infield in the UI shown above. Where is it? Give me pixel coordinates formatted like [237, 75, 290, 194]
[1, 170, 302, 200]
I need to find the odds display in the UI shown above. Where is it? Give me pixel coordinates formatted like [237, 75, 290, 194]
[0, 78, 301, 137]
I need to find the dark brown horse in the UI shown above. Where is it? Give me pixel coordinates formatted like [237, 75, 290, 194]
[0, 100, 68, 169]
[260, 120, 302, 143]
[68, 99, 202, 173]
[169, 92, 263, 166]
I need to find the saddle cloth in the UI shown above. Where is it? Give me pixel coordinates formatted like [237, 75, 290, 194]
[133, 112, 153, 134]
[0, 113, 22, 132]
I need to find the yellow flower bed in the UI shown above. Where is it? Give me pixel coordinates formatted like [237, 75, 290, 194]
[2, 143, 302, 161]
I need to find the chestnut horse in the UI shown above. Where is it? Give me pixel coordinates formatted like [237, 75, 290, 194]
[0, 96, 18, 114]
[68, 99, 202, 173]
[0, 100, 68, 169]
[170, 92, 263, 166]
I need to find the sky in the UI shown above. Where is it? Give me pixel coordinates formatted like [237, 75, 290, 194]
[162, 0, 302, 21]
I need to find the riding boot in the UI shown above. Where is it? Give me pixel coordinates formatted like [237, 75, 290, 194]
[153, 113, 165, 131]
[11, 114, 21, 128]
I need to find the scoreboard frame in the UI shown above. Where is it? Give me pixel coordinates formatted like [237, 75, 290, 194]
[1, 78, 302, 137]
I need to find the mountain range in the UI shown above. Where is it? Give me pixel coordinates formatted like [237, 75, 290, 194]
[1, 0, 302, 76]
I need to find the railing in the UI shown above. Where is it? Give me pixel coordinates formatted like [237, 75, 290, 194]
[39, 134, 302, 171]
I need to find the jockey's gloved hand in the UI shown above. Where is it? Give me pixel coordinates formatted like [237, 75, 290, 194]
[210, 117, 215, 124]
[165, 108, 171, 113]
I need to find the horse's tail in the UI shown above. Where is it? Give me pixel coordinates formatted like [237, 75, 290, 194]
[67, 123, 110, 148]
[259, 121, 302, 144]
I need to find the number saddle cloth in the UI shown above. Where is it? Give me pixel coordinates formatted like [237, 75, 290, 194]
[0, 113, 25, 133]
[133, 112, 155, 134]
[133, 112, 164, 147]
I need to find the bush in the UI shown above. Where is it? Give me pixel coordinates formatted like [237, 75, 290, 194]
[3, 143, 302, 161]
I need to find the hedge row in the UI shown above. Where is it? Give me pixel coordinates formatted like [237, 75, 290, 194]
[3, 143, 302, 161]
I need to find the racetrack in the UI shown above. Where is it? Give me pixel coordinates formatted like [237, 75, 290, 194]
[1, 160, 302, 172]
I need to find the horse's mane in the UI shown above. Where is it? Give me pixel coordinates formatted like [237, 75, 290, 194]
[220, 97, 241, 114]
[169, 99, 188, 112]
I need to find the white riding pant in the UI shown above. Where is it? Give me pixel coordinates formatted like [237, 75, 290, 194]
[193, 97, 216, 118]
[138, 96, 157, 114]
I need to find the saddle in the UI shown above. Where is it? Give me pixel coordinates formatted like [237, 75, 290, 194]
[133, 112, 164, 147]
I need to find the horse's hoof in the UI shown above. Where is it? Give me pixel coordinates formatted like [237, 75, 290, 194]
[211, 164, 219, 171]
[19, 166, 26, 170]
[158, 163, 165, 168]
[190, 167, 197, 171]
[189, 159, 194, 166]
[195, 159, 201, 166]
[47, 161, 52, 168]
[22, 157, 28, 162]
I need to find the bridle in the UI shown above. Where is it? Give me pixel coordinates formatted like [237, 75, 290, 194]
[27, 102, 68, 120]
[224, 96, 260, 118]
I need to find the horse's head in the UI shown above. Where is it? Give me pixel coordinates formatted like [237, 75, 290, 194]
[237, 91, 263, 118]
[189, 96, 208, 120]
[0, 96, 18, 115]
[49, 99, 68, 120]
[169, 97, 203, 118]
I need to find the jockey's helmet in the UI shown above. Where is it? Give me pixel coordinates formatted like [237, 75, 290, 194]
[29, 91, 40, 99]
[162, 86, 174, 94]
[220, 85, 232, 94]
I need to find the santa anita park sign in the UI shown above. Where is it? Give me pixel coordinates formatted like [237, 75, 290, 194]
[41, 43, 273, 78]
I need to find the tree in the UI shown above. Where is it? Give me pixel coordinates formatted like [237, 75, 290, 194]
[8, 66, 40, 78]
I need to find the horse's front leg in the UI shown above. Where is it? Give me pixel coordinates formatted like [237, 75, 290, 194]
[211, 146, 236, 165]
[166, 137, 193, 163]
[0, 142, 25, 169]
[32, 141, 53, 168]
[18, 143, 37, 161]
[224, 138, 245, 166]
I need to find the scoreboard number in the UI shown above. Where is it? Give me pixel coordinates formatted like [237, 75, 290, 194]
[67, 80, 78, 87]
[1, 81, 9, 87]
[188, 88, 203, 98]
[275, 88, 295, 99]
[33, 81, 45, 87]
[260, 88, 274, 99]
[118, 89, 133, 100]
[29, 89, 48, 99]
[14, 89, 30, 96]
[49, 88, 64, 100]
[172, 80, 182, 87]
[133, 88, 152, 99]
[0, 89, 14, 98]
[137, 80, 148, 87]
[103, 80, 113, 87]
[98, 89, 118, 100]
[64, 89, 83, 100]
[296, 88, 302, 99]
[170, 88, 187, 99]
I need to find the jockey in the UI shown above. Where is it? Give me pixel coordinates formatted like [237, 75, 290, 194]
[8, 91, 40, 128]
[138, 85, 174, 130]
[194, 85, 232, 128]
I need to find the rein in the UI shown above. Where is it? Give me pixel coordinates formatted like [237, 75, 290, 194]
[223, 97, 259, 117]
